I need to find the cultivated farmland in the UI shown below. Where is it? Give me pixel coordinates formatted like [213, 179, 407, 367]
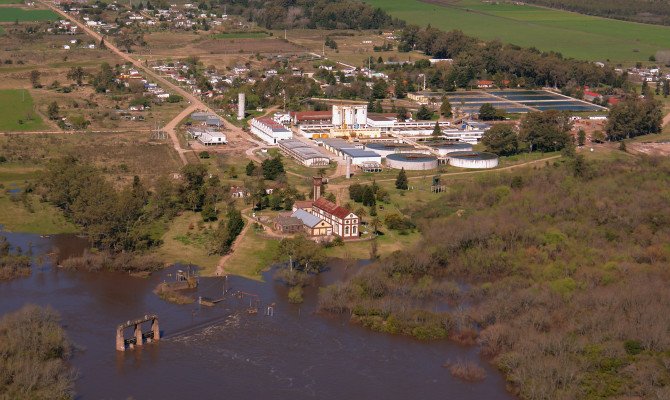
[0, 7, 58, 22]
[363, 0, 670, 64]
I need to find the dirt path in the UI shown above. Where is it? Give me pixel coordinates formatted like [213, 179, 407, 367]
[663, 112, 670, 128]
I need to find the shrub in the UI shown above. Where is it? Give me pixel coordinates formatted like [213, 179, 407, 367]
[288, 285, 304, 304]
[445, 359, 486, 382]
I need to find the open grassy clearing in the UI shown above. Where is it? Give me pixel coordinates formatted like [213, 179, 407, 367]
[363, 0, 670, 64]
[211, 31, 270, 39]
[0, 132, 182, 185]
[0, 163, 77, 233]
[154, 211, 221, 273]
[0, 0, 23, 3]
[0, 7, 58, 22]
[217, 227, 281, 280]
[282, 29, 428, 66]
[0, 89, 46, 131]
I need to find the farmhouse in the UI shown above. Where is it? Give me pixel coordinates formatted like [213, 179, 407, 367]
[250, 117, 292, 145]
[198, 130, 227, 145]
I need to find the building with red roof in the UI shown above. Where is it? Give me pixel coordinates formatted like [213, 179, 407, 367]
[312, 197, 359, 239]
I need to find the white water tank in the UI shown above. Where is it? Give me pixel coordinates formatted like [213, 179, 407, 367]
[237, 92, 245, 120]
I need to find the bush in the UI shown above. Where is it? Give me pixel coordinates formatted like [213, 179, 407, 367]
[288, 285, 304, 304]
[0, 305, 75, 399]
[446, 359, 486, 382]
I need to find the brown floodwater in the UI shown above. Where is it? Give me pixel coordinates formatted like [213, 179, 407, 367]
[0, 231, 515, 400]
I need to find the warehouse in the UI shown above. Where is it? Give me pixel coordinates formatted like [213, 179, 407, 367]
[340, 148, 382, 166]
[278, 139, 330, 167]
[250, 117, 293, 145]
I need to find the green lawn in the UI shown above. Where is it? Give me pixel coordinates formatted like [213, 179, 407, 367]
[211, 32, 270, 39]
[0, 89, 47, 132]
[0, 7, 58, 22]
[364, 0, 670, 64]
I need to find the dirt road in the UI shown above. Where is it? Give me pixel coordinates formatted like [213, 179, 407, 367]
[42, 1, 250, 166]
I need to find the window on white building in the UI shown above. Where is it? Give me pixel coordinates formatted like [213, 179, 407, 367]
[352, 226, 357, 235]
[345, 226, 350, 235]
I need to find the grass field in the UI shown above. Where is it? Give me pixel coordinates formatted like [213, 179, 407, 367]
[211, 32, 270, 39]
[0, 89, 46, 132]
[0, 7, 58, 22]
[0, 164, 77, 234]
[363, 0, 670, 64]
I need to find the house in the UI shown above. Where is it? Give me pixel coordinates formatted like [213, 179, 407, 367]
[230, 186, 249, 198]
[273, 214, 304, 234]
[291, 209, 332, 236]
[477, 80, 494, 89]
[311, 197, 359, 239]
[292, 200, 314, 212]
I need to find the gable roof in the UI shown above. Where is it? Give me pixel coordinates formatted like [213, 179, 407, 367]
[275, 215, 303, 227]
[313, 197, 354, 220]
[291, 209, 325, 228]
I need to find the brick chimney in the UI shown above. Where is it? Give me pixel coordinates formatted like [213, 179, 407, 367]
[313, 176, 322, 200]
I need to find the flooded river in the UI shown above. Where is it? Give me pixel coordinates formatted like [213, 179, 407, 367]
[0, 231, 514, 399]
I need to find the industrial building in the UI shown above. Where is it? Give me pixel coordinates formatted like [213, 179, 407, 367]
[424, 141, 473, 156]
[447, 151, 499, 169]
[386, 153, 439, 171]
[311, 197, 359, 239]
[292, 105, 483, 142]
[291, 209, 332, 237]
[365, 142, 419, 158]
[188, 127, 227, 145]
[278, 139, 330, 167]
[250, 117, 293, 145]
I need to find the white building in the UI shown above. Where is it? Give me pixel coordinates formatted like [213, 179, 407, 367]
[332, 105, 367, 128]
[198, 130, 227, 145]
[250, 117, 292, 145]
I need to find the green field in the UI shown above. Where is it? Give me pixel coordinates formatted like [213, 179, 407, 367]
[0, 7, 58, 22]
[211, 31, 270, 39]
[364, 0, 670, 64]
[0, 90, 46, 132]
[0, 0, 23, 4]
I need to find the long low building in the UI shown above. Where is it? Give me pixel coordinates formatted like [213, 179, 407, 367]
[340, 148, 382, 165]
[250, 117, 293, 145]
[278, 139, 330, 167]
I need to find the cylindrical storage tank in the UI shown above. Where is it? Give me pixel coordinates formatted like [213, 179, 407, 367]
[430, 142, 473, 156]
[365, 142, 416, 158]
[447, 151, 499, 169]
[386, 153, 438, 170]
[355, 105, 367, 126]
[332, 105, 342, 126]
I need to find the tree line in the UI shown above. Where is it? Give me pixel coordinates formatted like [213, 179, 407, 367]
[523, 0, 670, 26]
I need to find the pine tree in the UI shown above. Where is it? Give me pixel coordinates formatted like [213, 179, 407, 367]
[440, 96, 452, 118]
[395, 168, 408, 190]
[432, 121, 442, 137]
[245, 160, 256, 176]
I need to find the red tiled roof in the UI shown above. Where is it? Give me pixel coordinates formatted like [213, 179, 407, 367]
[290, 111, 331, 121]
[313, 197, 353, 220]
[293, 200, 314, 210]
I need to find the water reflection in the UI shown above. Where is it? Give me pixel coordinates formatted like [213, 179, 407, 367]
[0, 231, 515, 400]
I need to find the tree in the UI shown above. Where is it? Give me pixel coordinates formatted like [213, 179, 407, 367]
[29, 70, 41, 88]
[519, 110, 572, 152]
[416, 105, 433, 120]
[47, 101, 60, 120]
[481, 124, 519, 156]
[577, 129, 586, 146]
[440, 96, 453, 118]
[478, 103, 499, 121]
[277, 235, 326, 273]
[261, 155, 285, 180]
[397, 106, 408, 122]
[664, 79, 670, 98]
[606, 97, 663, 141]
[395, 168, 408, 190]
[432, 121, 442, 137]
[245, 160, 256, 176]
[67, 66, 85, 86]
[362, 185, 376, 207]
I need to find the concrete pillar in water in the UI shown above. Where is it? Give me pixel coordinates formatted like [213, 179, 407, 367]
[116, 328, 125, 352]
[134, 324, 143, 347]
[151, 318, 160, 342]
